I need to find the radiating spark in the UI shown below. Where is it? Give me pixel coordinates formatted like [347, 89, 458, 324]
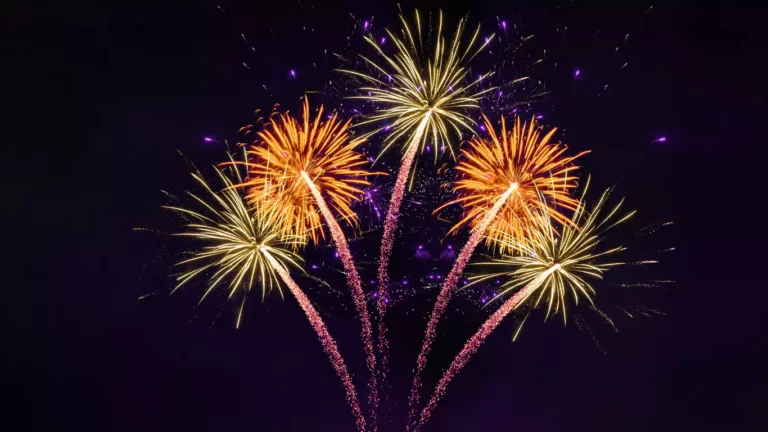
[414, 180, 633, 430]
[164, 158, 305, 314]
[435, 115, 588, 254]
[238, 97, 381, 245]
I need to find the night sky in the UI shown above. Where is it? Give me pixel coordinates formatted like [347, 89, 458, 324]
[7, 1, 767, 431]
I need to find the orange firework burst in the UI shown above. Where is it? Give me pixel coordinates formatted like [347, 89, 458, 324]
[239, 98, 380, 244]
[436, 115, 589, 253]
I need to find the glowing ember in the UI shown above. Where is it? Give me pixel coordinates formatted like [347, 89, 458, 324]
[301, 171, 379, 428]
[407, 183, 518, 429]
[414, 268, 557, 431]
[265, 251, 367, 432]
[376, 113, 431, 383]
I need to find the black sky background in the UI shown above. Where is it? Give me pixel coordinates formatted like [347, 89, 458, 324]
[5, 1, 767, 431]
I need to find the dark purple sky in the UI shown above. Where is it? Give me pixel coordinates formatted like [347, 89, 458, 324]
[6, 0, 766, 431]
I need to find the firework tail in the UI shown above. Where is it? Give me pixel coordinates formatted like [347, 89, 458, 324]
[265, 251, 367, 432]
[407, 183, 518, 430]
[413, 266, 557, 430]
[375, 112, 432, 383]
[301, 171, 379, 430]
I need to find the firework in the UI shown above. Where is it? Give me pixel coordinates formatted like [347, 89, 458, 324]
[414, 179, 634, 430]
[239, 98, 377, 245]
[341, 8, 495, 386]
[165, 160, 305, 319]
[165, 162, 366, 431]
[407, 115, 587, 426]
[237, 98, 381, 428]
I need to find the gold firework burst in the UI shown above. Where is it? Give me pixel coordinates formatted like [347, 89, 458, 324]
[469, 177, 635, 326]
[165, 157, 305, 327]
[341, 9, 494, 170]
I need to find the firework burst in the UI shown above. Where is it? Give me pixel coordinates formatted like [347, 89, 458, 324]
[415, 179, 635, 430]
[165, 159, 305, 323]
[437, 114, 589, 252]
[239, 98, 378, 245]
[165, 161, 366, 431]
[341, 8, 495, 389]
[236, 98, 382, 428]
[407, 114, 587, 427]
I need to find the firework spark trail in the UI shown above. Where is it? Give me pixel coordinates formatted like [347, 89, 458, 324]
[376, 112, 432, 382]
[264, 251, 367, 432]
[301, 171, 379, 429]
[407, 183, 518, 430]
[414, 267, 557, 431]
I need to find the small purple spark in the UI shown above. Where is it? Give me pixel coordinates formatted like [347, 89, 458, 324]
[289, 69, 296, 78]
[574, 69, 581, 78]
[363, 21, 369, 30]
[368, 157, 375, 162]
[654, 136, 667, 143]
[479, 124, 487, 132]
[536, 114, 544, 120]
[380, 37, 386, 45]
[418, 245, 423, 250]
[512, 108, 518, 113]
[372, 292, 378, 298]
[501, 21, 507, 30]
[426, 145, 431, 152]
[203, 137, 213, 142]
[311, 264, 319, 269]
[384, 124, 392, 131]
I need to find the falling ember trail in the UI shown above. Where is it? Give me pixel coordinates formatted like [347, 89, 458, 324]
[415, 267, 558, 431]
[264, 251, 367, 432]
[302, 172, 379, 430]
[376, 112, 431, 382]
[407, 183, 518, 430]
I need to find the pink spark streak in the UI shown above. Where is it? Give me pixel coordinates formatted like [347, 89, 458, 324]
[375, 113, 432, 384]
[415, 267, 558, 431]
[407, 183, 518, 430]
[265, 251, 367, 432]
[302, 172, 379, 430]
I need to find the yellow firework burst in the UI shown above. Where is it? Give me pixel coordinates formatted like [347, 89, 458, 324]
[468, 177, 635, 326]
[340, 9, 494, 168]
[165, 156, 305, 327]
[436, 115, 589, 254]
[238, 98, 381, 245]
